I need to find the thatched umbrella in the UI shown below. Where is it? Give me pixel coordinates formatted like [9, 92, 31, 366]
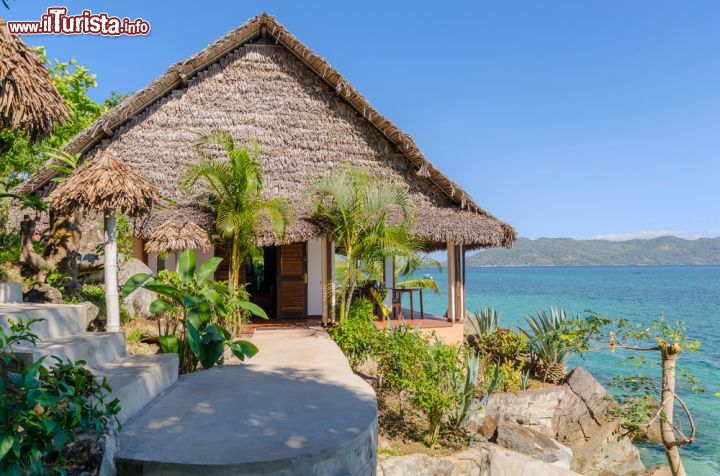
[144, 218, 211, 254]
[0, 19, 67, 141]
[50, 152, 160, 332]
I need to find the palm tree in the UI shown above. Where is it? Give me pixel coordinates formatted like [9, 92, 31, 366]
[312, 164, 418, 321]
[394, 254, 443, 293]
[182, 130, 288, 289]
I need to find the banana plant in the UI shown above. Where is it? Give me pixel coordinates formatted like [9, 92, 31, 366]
[122, 249, 266, 373]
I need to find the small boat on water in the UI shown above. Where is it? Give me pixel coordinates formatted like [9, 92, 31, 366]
[423, 273, 433, 280]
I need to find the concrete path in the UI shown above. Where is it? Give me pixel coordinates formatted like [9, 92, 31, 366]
[117, 329, 378, 475]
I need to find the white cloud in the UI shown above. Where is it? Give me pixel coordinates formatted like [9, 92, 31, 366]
[591, 230, 685, 241]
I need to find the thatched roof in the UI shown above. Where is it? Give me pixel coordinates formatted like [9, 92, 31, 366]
[144, 218, 211, 253]
[13, 13, 515, 250]
[49, 152, 160, 217]
[0, 19, 67, 141]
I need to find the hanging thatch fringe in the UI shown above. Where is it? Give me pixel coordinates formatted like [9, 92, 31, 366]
[49, 151, 160, 217]
[144, 218, 211, 253]
[417, 160, 431, 178]
[0, 19, 67, 141]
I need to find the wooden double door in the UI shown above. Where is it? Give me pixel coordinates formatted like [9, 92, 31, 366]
[214, 242, 308, 320]
[275, 243, 307, 319]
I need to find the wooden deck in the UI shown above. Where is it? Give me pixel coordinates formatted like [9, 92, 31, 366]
[374, 309, 465, 344]
[246, 310, 465, 345]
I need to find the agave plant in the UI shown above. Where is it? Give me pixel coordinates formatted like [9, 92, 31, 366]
[521, 307, 576, 383]
[467, 307, 501, 336]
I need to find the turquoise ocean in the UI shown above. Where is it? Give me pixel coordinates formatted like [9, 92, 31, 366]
[412, 265, 719, 474]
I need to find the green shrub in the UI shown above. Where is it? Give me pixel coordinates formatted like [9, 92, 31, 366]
[80, 285, 132, 326]
[0, 318, 120, 474]
[469, 328, 528, 364]
[484, 360, 523, 393]
[123, 250, 264, 373]
[0, 233, 22, 265]
[329, 298, 379, 370]
[377, 326, 429, 396]
[413, 342, 464, 446]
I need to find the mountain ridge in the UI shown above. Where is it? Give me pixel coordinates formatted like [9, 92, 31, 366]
[466, 236, 720, 267]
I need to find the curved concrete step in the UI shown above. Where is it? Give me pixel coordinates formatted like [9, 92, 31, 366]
[116, 329, 377, 475]
[0, 303, 89, 340]
[14, 332, 126, 368]
[93, 354, 179, 423]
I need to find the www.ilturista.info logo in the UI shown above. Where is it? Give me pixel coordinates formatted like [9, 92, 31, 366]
[7, 7, 150, 36]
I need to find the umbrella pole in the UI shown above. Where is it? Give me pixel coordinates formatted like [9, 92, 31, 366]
[104, 212, 121, 332]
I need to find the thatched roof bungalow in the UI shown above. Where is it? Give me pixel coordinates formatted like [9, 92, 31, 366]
[13, 13, 515, 326]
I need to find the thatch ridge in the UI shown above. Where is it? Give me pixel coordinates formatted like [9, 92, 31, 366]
[49, 152, 160, 217]
[0, 19, 67, 140]
[14, 13, 515, 249]
[144, 218, 211, 253]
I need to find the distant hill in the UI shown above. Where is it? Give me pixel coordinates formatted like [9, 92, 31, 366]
[466, 236, 720, 267]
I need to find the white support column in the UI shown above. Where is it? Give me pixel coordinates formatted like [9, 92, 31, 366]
[104, 212, 121, 332]
[383, 256, 394, 310]
[457, 244, 465, 322]
[447, 240, 456, 323]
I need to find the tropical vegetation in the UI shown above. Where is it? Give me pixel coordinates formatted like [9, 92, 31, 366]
[312, 164, 418, 321]
[122, 249, 264, 373]
[182, 131, 288, 290]
[0, 318, 120, 474]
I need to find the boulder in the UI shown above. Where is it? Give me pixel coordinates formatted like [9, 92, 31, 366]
[477, 411, 499, 439]
[24, 283, 63, 304]
[378, 453, 454, 476]
[118, 257, 156, 318]
[553, 368, 645, 475]
[77, 301, 100, 328]
[479, 443, 580, 476]
[495, 421, 573, 469]
[469, 385, 567, 437]
[631, 465, 672, 476]
[377, 443, 580, 476]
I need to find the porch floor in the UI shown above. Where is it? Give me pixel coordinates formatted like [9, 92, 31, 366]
[374, 309, 465, 345]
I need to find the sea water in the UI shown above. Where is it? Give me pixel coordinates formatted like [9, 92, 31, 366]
[412, 265, 720, 474]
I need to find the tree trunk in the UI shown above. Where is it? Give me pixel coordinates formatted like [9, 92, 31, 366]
[661, 344, 685, 476]
[230, 231, 240, 290]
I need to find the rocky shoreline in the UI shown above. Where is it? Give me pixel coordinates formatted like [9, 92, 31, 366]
[377, 367, 667, 476]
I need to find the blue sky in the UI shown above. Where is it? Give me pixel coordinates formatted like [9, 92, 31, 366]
[5, 1, 720, 240]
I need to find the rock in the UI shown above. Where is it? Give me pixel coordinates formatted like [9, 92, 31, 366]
[24, 283, 63, 304]
[378, 453, 454, 476]
[469, 385, 567, 437]
[631, 465, 672, 476]
[77, 301, 100, 327]
[118, 257, 156, 318]
[479, 443, 580, 476]
[477, 411, 499, 439]
[564, 367, 614, 422]
[553, 367, 645, 475]
[495, 421, 573, 469]
[573, 434, 644, 476]
[377, 443, 580, 476]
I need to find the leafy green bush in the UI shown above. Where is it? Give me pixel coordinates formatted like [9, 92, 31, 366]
[376, 326, 429, 396]
[470, 328, 528, 364]
[0, 319, 120, 474]
[80, 285, 132, 326]
[123, 250, 265, 373]
[329, 298, 379, 370]
[484, 360, 523, 392]
[413, 342, 464, 446]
